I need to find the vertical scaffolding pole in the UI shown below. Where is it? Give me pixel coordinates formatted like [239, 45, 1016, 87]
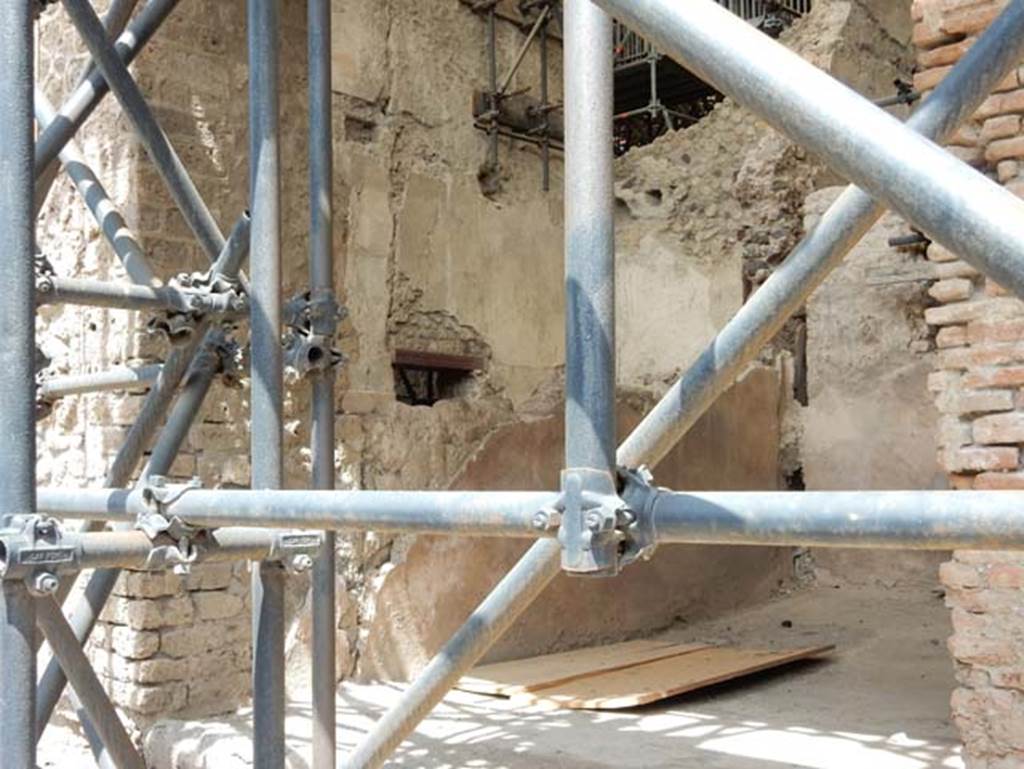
[308, 0, 337, 767]
[346, 5, 613, 764]
[564, 0, 615, 474]
[0, 2, 37, 767]
[249, 0, 286, 767]
[561, 0, 617, 576]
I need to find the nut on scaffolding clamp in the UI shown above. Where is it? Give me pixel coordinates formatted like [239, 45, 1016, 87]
[283, 289, 346, 382]
[138, 476, 203, 573]
[0, 516, 82, 595]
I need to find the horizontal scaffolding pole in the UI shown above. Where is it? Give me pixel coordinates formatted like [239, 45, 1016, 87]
[39, 364, 162, 400]
[36, 489, 561, 537]
[0, 527, 318, 575]
[597, 0, 1024, 299]
[33, 486, 1024, 551]
[37, 276, 245, 315]
[631, 489, 1024, 550]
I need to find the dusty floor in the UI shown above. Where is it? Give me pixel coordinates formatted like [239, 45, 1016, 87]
[41, 582, 963, 769]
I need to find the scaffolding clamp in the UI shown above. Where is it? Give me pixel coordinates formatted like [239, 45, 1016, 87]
[138, 476, 204, 572]
[0, 516, 81, 595]
[618, 466, 659, 565]
[148, 267, 247, 345]
[283, 289, 346, 382]
[557, 468, 631, 577]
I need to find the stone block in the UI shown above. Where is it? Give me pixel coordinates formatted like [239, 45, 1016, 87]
[943, 446, 1019, 472]
[192, 590, 244, 621]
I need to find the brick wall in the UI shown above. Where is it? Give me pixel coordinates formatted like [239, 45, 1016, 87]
[914, 1, 1024, 765]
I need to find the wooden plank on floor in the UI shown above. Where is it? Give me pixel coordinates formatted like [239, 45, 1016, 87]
[456, 639, 712, 696]
[518, 644, 835, 710]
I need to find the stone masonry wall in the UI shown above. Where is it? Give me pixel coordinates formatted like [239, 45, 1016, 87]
[914, 1, 1024, 765]
[37, 0, 572, 728]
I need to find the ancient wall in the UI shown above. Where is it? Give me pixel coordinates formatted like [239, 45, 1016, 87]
[32, 0, 932, 739]
[800, 191, 946, 587]
[914, 0, 1024, 765]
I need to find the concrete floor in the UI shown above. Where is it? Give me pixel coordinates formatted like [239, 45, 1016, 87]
[42, 583, 964, 769]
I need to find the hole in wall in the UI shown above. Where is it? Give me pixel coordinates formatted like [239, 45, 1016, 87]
[344, 115, 377, 144]
[392, 349, 484, 407]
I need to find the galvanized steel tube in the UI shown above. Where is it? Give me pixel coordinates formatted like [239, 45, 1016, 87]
[638, 489, 1024, 550]
[564, 0, 615, 473]
[249, 0, 286, 764]
[34, 0, 182, 176]
[34, 88, 157, 286]
[35, 488, 560, 535]
[38, 276, 241, 315]
[40, 364, 162, 400]
[617, 0, 1024, 470]
[308, 0, 337, 766]
[34, 598, 145, 769]
[597, 0, 1024, 299]
[345, 538, 563, 769]
[61, 0, 226, 261]
[0, 3, 37, 765]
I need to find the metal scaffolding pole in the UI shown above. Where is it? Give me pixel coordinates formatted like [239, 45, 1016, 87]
[596, 0, 1024, 299]
[626, 489, 1024, 550]
[37, 275, 243, 315]
[39, 364, 163, 400]
[249, 0, 286, 765]
[616, 0, 1024, 471]
[34, 598, 144, 769]
[61, 0, 226, 261]
[33, 485, 1024, 552]
[344, 538, 562, 769]
[34, 0, 139, 215]
[35, 0, 182, 176]
[347, 3, 614, 764]
[35, 87, 158, 286]
[0, 2, 38, 766]
[36, 488, 560, 534]
[308, 0, 337, 766]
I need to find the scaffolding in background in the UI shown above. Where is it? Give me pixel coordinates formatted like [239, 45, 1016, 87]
[613, 0, 812, 152]
[4, 1, 1024, 769]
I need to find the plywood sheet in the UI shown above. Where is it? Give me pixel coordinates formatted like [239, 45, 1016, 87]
[456, 639, 710, 696]
[518, 644, 835, 710]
